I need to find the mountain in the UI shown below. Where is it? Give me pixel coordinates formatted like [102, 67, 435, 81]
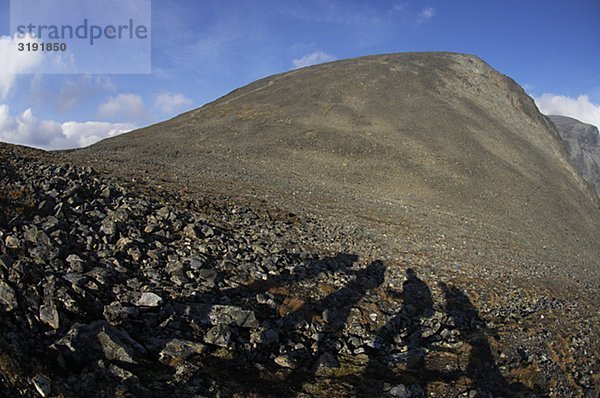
[72, 52, 600, 272]
[548, 114, 600, 199]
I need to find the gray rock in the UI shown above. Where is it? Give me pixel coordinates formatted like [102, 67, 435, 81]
[66, 254, 86, 273]
[100, 219, 117, 236]
[314, 352, 339, 375]
[549, 115, 600, 199]
[103, 302, 139, 323]
[137, 292, 163, 307]
[198, 268, 218, 287]
[53, 321, 146, 366]
[159, 339, 206, 365]
[39, 303, 60, 329]
[204, 325, 232, 347]
[206, 305, 259, 328]
[389, 384, 410, 398]
[0, 280, 17, 311]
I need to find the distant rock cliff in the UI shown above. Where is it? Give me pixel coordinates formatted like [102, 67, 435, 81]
[549, 115, 600, 199]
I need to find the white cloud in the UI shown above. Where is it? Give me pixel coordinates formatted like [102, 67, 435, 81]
[154, 92, 193, 114]
[98, 93, 147, 122]
[0, 34, 44, 99]
[292, 51, 336, 69]
[60, 121, 135, 148]
[0, 104, 135, 149]
[417, 7, 435, 24]
[534, 94, 600, 131]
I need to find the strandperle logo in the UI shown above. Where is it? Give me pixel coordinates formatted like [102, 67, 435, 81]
[15, 19, 149, 46]
[10, 0, 151, 74]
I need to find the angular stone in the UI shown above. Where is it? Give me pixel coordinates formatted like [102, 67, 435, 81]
[39, 303, 60, 329]
[66, 254, 86, 273]
[52, 321, 146, 366]
[204, 325, 231, 347]
[0, 280, 17, 311]
[183, 224, 198, 239]
[207, 305, 258, 328]
[159, 339, 206, 366]
[5, 236, 20, 249]
[198, 268, 218, 288]
[103, 302, 139, 323]
[137, 292, 163, 307]
[100, 219, 117, 236]
[274, 354, 297, 369]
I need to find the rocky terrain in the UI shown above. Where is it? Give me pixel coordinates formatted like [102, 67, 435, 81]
[1, 52, 599, 397]
[1, 141, 598, 398]
[548, 115, 600, 200]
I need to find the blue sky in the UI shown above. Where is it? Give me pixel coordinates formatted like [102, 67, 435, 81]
[1, 0, 599, 149]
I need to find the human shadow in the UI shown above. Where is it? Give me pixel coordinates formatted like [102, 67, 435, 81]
[150, 259, 541, 397]
[359, 268, 437, 396]
[439, 282, 535, 397]
[185, 255, 387, 396]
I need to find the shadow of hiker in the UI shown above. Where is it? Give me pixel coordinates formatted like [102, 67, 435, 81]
[161, 259, 540, 398]
[439, 282, 536, 397]
[164, 253, 375, 396]
[359, 268, 434, 397]
[240, 257, 387, 396]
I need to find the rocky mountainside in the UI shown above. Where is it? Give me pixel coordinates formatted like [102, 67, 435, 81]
[2, 143, 598, 398]
[71, 52, 600, 275]
[1, 52, 599, 397]
[548, 115, 600, 199]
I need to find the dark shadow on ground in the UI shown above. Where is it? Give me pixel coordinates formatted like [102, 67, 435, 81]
[164, 259, 542, 397]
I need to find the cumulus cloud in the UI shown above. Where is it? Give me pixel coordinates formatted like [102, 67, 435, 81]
[154, 92, 193, 115]
[0, 104, 135, 149]
[98, 93, 147, 122]
[292, 51, 336, 69]
[534, 94, 600, 131]
[0, 34, 44, 99]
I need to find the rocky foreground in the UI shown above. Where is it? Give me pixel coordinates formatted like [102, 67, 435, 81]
[0, 144, 598, 397]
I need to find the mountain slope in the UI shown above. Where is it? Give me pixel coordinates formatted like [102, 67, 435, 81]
[70, 52, 600, 274]
[549, 114, 600, 199]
